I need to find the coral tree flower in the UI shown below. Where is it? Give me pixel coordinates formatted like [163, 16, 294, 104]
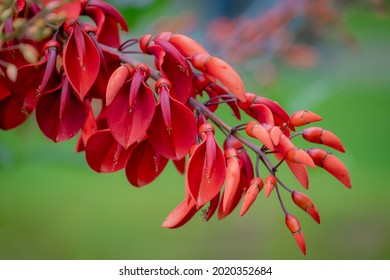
[63, 21, 100, 100]
[147, 79, 197, 160]
[186, 123, 226, 208]
[106, 64, 155, 149]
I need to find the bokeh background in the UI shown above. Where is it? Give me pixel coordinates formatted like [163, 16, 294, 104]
[1, 0, 390, 259]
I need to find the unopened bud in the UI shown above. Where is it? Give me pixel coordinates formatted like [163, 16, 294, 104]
[26, 25, 41, 40]
[20, 44, 39, 64]
[12, 18, 27, 30]
[41, 27, 53, 39]
[0, 7, 14, 21]
[46, 11, 67, 24]
[45, 1, 63, 12]
[6, 64, 18, 82]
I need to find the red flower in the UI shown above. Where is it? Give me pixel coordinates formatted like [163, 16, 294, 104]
[125, 137, 169, 187]
[63, 21, 100, 100]
[186, 123, 226, 208]
[147, 79, 197, 160]
[106, 64, 155, 149]
[36, 75, 87, 142]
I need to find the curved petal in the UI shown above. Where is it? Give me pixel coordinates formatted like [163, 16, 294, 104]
[186, 134, 226, 207]
[36, 78, 86, 142]
[147, 94, 196, 160]
[107, 80, 155, 149]
[153, 38, 194, 103]
[63, 24, 100, 99]
[85, 129, 132, 173]
[125, 139, 169, 187]
[161, 194, 198, 229]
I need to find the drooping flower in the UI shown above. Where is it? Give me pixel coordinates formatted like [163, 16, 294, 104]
[147, 78, 197, 160]
[186, 122, 226, 208]
[106, 64, 155, 149]
[63, 21, 100, 100]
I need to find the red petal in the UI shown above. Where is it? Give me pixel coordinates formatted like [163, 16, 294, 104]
[173, 157, 186, 174]
[0, 76, 10, 101]
[293, 232, 307, 256]
[106, 64, 132, 106]
[161, 195, 198, 229]
[222, 149, 241, 212]
[253, 96, 290, 124]
[204, 193, 220, 221]
[186, 136, 226, 207]
[147, 95, 196, 160]
[288, 161, 309, 189]
[240, 178, 262, 217]
[107, 80, 155, 149]
[63, 24, 100, 99]
[87, 0, 128, 32]
[218, 171, 247, 219]
[153, 38, 195, 103]
[250, 104, 274, 125]
[168, 33, 208, 57]
[125, 139, 169, 187]
[36, 78, 86, 142]
[190, 54, 246, 102]
[75, 99, 97, 152]
[85, 129, 132, 173]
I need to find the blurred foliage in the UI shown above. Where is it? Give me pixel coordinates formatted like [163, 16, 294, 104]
[1, 1, 390, 259]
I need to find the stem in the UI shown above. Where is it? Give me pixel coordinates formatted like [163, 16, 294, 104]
[275, 185, 289, 215]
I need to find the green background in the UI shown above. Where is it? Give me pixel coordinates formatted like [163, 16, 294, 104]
[1, 4, 389, 259]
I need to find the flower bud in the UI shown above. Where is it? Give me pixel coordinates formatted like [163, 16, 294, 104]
[265, 175, 277, 198]
[289, 110, 322, 126]
[285, 214, 306, 255]
[291, 191, 320, 223]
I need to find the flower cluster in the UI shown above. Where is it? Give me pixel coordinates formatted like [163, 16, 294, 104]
[0, 0, 351, 255]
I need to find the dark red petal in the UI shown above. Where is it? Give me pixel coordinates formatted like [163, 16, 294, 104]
[153, 38, 195, 103]
[75, 99, 97, 152]
[107, 81, 155, 149]
[173, 157, 186, 174]
[205, 193, 220, 221]
[90, 50, 123, 100]
[125, 139, 169, 187]
[87, 0, 128, 32]
[147, 95, 196, 160]
[36, 78, 86, 142]
[0, 76, 11, 101]
[85, 129, 132, 173]
[63, 24, 100, 99]
[0, 62, 61, 130]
